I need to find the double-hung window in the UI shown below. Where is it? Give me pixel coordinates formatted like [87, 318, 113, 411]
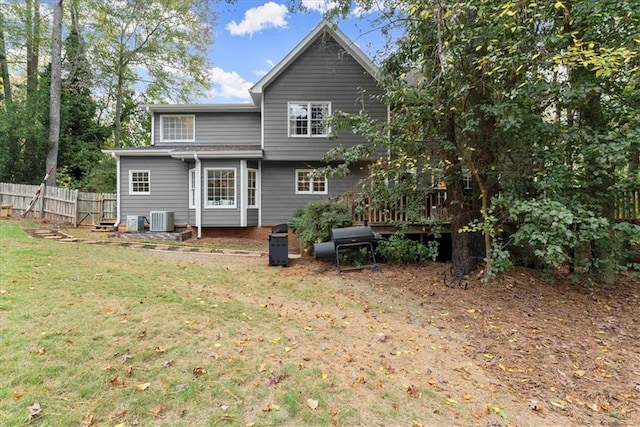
[288, 102, 330, 137]
[189, 168, 196, 208]
[206, 168, 236, 207]
[247, 169, 258, 207]
[160, 115, 195, 142]
[295, 169, 327, 194]
[129, 170, 150, 195]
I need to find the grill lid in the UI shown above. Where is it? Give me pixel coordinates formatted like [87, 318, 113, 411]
[330, 226, 374, 245]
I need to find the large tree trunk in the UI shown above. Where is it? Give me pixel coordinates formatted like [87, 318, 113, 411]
[441, 113, 482, 278]
[26, 0, 40, 99]
[45, 0, 63, 186]
[0, 13, 12, 105]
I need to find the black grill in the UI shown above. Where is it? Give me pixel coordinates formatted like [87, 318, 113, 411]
[314, 226, 381, 272]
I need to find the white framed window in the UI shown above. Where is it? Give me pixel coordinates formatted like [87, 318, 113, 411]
[206, 168, 236, 208]
[247, 169, 258, 207]
[463, 171, 473, 190]
[189, 168, 196, 208]
[129, 170, 150, 195]
[160, 115, 195, 142]
[295, 169, 327, 194]
[288, 102, 330, 137]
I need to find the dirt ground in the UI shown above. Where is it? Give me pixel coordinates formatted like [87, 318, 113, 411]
[281, 256, 640, 426]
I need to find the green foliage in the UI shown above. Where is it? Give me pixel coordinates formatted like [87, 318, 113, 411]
[289, 200, 352, 251]
[506, 199, 610, 270]
[376, 231, 437, 264]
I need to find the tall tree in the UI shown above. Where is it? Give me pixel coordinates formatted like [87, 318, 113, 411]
[322, 0, 640, 281]
[80, 0, 214, 147]
[0, 11, 12, 106]
[45, 0, 63, 186]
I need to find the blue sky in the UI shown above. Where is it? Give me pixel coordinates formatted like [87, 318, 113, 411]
[203, 1, 389, 103]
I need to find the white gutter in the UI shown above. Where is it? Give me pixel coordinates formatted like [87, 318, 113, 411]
[111, 152, 121, 229]
[195, 154, 202, 239]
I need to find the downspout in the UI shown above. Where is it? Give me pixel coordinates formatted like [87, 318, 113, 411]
[111, 152, 121, 229]
[148, 106, 154, 146]
[194, 154, 202, 238]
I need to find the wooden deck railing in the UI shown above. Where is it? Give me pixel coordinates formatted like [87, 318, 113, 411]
[338, 190, 451, 226]
[614, 190, 640, 223]
[338, 189, 640, 227]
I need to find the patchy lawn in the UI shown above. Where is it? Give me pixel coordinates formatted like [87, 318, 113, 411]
[1, 219, 638, 426]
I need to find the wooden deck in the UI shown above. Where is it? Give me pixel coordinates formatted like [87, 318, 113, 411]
[339, 190, 640, 230]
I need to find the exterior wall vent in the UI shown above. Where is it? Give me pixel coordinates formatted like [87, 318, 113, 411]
[150, 211, 174, 232]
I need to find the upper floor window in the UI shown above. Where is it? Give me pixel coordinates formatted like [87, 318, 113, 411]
[160, 115, 195, 142]
[206, 168, 236, 208]
[295, 169, 327, 194]
[288, 102, 330, 137]
[129, 170, 150, 195]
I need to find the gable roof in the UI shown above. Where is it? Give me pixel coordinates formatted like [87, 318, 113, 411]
[248, 20, 379, 105]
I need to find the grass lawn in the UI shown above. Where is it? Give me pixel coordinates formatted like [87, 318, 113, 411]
[1, 219, 471, 427]
[3, 219, 635, 426]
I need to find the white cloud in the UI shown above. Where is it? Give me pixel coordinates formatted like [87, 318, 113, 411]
[225, 2, 288, 36]
[300, 0, 338, 13]
[205, 67, 253, 101]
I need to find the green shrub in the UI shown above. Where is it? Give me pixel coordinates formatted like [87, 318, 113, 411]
[376, 231, 438, 264]
[289, 200, 352, 251]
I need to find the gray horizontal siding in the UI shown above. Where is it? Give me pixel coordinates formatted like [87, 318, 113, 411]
[153, 111, 260, 146]
[261, 161, 367, 226]
[247, 208, 259, 226]
[120, 157, 189, 224]
[263, 36, 386, 161]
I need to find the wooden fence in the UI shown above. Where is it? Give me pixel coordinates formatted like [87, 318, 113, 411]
[0, 182, 116, 227]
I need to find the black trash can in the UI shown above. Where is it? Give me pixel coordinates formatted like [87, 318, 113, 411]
[268, 224, 289, 266]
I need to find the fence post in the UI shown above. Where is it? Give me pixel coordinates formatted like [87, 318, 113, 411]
[72, 189, 79, 227]
[38, 184, 46, 218]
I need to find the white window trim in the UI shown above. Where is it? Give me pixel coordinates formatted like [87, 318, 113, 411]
[295, 169, 328, 195]
[205, 167, 237, 209]
[129, 170, 150, 195]
[159, 114, 195, 142]
[247, 168, 258, 208]
[287, 101, 331, 138]
[188, 168, 196, 208]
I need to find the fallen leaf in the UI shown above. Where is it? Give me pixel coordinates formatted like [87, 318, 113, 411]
[264, 372, 289, 387]
[162, 360, 173, 368]
[136, 382, 151, 391]
[574, 369, 586, 378]
[125, 366, 133, 377]
[307, 398, 319, 410]
[406, 384, 421, 398]
[13, 392, 23, 400]
[37, 348, 46, 355]
[529, 400, 542, 411]
[192, 367, 206, 376]
[155, 346, 166, 353]
[81, 414, 96, 426]
[111, 408, 127, 420]
[149, 405, 163, 417]
[26, 401, 42, 421]
[270, 337, 281, 344]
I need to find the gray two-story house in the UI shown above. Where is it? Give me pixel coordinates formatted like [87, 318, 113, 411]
[105, 21, 387, 238]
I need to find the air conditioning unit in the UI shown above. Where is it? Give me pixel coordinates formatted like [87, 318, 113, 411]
[150, 211, 174, 232]
[126, 215, 144, 232]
